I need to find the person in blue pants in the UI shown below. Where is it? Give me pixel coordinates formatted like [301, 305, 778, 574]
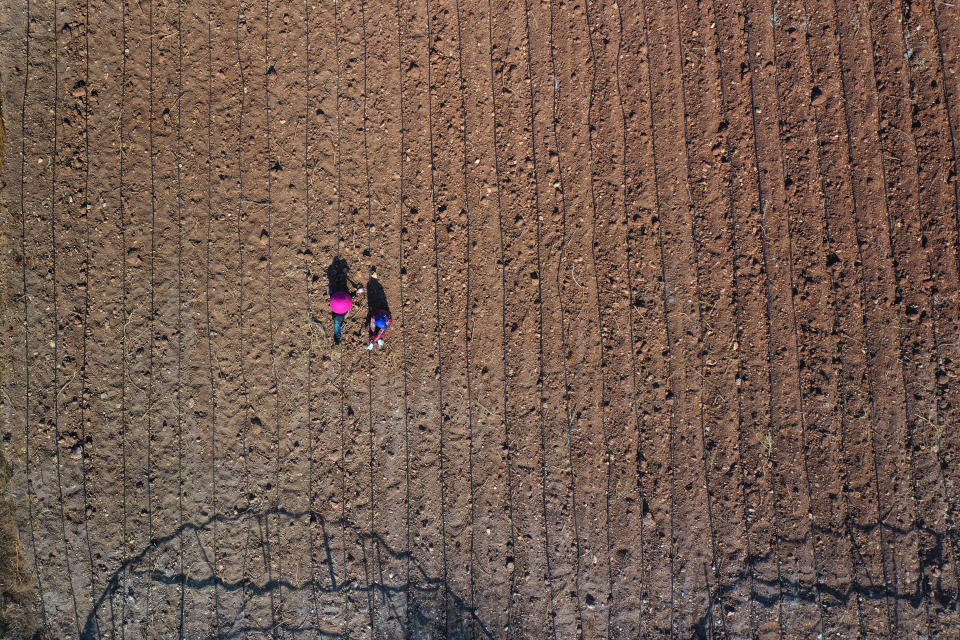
[326, 257, 363, 345]
[365, 271, 392, 350]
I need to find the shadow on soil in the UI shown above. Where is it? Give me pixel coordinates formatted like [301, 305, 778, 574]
[364, 275, 391, 327]
[75, 506, 960, 639]
[691, 521, 960, 639]
[80, 507, 492, 640]
[0, 453, 40, 639]
[325, 256, 352, 295]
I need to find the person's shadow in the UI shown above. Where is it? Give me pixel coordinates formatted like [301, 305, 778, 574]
[326, 256, 351, 295]
[365, 273, 390, 325]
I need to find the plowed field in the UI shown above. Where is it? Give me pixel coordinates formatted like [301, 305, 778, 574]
[2, 0, 960, 638]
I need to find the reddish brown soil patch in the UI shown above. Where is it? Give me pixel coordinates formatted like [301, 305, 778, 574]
[2, 0, 960, 638]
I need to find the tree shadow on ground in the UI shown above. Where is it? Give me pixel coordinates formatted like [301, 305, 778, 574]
[38, 500, 960, 639]
[0, 445, 40, 639]
[79, 507, 492, 640]
[690, 520, 960, 639]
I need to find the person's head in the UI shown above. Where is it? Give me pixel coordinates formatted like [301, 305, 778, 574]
[330, 291, 352, 314]
[374, 312, 390, 329]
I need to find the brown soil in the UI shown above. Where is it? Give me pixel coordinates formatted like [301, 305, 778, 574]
[1, 0, 959, 638]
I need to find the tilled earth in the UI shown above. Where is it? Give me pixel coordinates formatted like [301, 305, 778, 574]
[2, 0, 960, 638]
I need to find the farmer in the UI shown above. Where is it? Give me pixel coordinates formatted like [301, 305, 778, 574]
[368, 311, 392, 349]
[326, 257, 364, 345]
[365, 272, 393, 350]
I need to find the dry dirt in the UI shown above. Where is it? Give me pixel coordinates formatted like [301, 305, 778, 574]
[2, 0, 960, 638]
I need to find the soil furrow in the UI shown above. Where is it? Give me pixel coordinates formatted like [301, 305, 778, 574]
[448, 0, 517, 634]
[394, 0, 446, 633]
[234, 1, 283, 634]
[306, 0, 352, 632]
[742, 0, 827, 635]
[172, 2, 217, 636]
[481, 0, 559, 637]
[74, 0, 107, 633]
[332, 0, 376, 633]
[204, 0, 252, 635]
[114, 2, 159, 634]
[357, 0, 408, 634]
[543, 0, 616, 636]
[926, 0, 960, 617]
[711, 1, 786, 635]
[300, 0, 321, 629]
[823, 0, 925, 635]
[425, 0, 483, 635]
[773, 4, 863, 634]
[672, 1, 753, 635]
[801, 1, 901, 636]
[612, 3, 675, 638]
[49, 0, 91, 632]
[200, 1, 229, 633]
[584, 0, 654, 637]
[521, 1, 586, 637]
[644, 0, 717, 634]
[142, 1, 188, 631]
[80, 0, 131, 634]
[770, 1, 872, 635]
[865, 5, 951, 636]
[894, 0, 960, 620]
[7, 0, 67, 634]
[265, 0, 313, 631]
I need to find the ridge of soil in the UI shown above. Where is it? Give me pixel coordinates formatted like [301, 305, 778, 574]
[0, 69, 40, 639]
